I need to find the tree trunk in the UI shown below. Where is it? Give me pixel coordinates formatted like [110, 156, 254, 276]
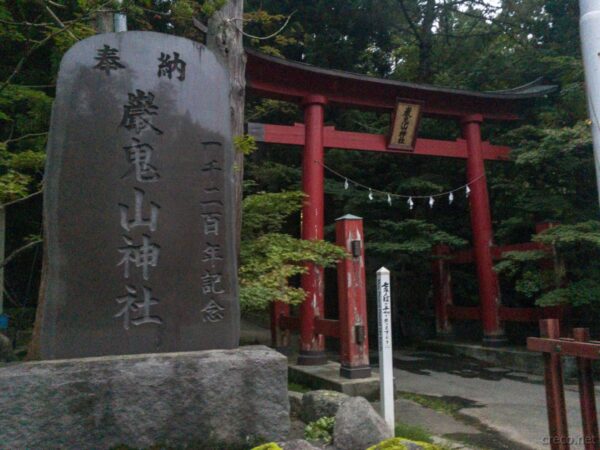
[207, 1, 246, 260]
[417, 0, 436, 83]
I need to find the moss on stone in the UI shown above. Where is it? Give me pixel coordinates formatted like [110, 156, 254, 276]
[367, 437, 442, 450]
[250, 443, 283, 450]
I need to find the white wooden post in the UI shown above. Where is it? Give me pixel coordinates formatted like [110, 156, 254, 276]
[376, 266, 394, 431]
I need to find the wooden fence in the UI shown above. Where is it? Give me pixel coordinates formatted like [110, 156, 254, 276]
[527, 319, 599, 450]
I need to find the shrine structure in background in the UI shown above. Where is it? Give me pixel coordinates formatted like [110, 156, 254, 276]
[245, 49, 557, 368]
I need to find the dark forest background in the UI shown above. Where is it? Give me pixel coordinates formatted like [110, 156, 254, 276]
[0, 0, 597, 350]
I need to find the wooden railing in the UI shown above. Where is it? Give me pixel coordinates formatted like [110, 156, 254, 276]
[527, 319, 599, 450]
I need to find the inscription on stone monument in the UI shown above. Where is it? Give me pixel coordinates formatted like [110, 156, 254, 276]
[39, 32, 239, 359]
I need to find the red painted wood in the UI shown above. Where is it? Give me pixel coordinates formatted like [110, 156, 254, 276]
[462, 115, 503, 341]
[250, 123, 511, 161]
[527, 337, 600, 360]
[279, 315, 300, 331]
[432, 245, 453, 335]
[314, 318, 341, 338]
[498, 307, 539, 322]
[447, 305, 481, 320]
[336, 216, 370, 375]
[270, 301, 291, 348]
[299, 95, 327, 362]
[493, 242, 547, 257]
[498, 306, 567, 322]
[573, 328, 599, 450]
[539, 320, 570, 450]
[447, 306, 566, 323]
[245, 50, 525, 120]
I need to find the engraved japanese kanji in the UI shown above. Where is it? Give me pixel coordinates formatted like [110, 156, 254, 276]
[158, 52, 186, 81]
[94, 45, 125, 75]
[120, 90, 163, 135]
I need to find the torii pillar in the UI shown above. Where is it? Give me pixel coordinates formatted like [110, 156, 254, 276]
[462, 114, 506, 346]
[298, 95, 328, 365]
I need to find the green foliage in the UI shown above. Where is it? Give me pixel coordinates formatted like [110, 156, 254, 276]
[243, 9, 298, 57]
[304, 416, 335, 445]
[537, 280, 600, 308]
[240, 191, 346, 310]
[200, 0, 227, 18]
[495, 122, 594, 224]
[0, 170, 31, 203]
[368, 220, 467, 258]
[170, 0, 196, 22]
[530, 223, 600, 308]
[233, 134, 258, 156]
[494, 223, 600, 309]
[240, 232, 346, 309]
[5, 149, 45, 172]
[242, 191, 305, 239]
[533, 221, 600, 249]
[494, 250, 551, 300]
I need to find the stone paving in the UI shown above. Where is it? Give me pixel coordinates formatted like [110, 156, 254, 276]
[392, 349, 600, 450]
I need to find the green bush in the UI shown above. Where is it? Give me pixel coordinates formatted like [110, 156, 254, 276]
[304, 416, 335, 445]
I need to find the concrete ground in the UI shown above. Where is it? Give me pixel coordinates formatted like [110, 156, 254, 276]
[240, 319, 598, 449]
[392, 349, 599, 450]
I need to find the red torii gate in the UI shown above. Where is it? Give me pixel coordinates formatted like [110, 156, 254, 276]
[245, 49, 556, 363]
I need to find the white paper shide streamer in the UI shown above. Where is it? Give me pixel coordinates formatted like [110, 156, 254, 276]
[318, 160, 483, 210]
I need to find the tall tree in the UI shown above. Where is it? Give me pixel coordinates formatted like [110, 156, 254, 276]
[207, 0, 246, 256]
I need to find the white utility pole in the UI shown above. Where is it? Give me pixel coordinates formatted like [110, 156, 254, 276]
[376, 267, 395, 431]
[114, 0, 127, 32]
[580, 0, 600, 205]
[0, 207, 4, 317]
[96, 0, 127, 33]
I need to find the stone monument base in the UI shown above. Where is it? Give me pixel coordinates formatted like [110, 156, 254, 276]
[0, 346, 289, 449]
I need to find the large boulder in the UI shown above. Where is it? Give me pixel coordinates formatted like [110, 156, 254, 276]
[289, 391, 303, 417]
[0, 334, 14, 362]
[333, 397, 393, 450]
[0, 346, 289, 449]
[301, 390, 349, 422]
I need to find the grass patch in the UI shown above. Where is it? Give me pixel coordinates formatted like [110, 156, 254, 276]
[288, 381, 311, 393]
[394, 422, 433, 443]
[397, 392, 463, 416]
[367, 437, 444, 450]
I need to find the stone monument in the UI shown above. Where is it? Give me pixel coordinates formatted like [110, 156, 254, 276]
[39, 31, 239, 359]
[0, 32, 290, 449]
